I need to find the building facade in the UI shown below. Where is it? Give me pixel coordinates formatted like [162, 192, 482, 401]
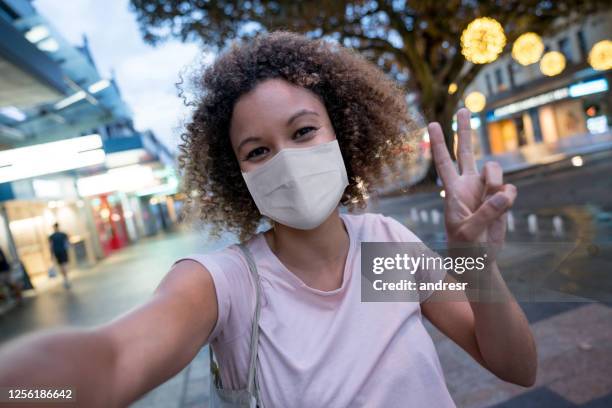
[464, 11, 612, 171]
[0, 0, 181, 284]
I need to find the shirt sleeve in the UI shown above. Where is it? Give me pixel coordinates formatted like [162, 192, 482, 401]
[379, 214, 448, 302]
[172, 245, 255, 344]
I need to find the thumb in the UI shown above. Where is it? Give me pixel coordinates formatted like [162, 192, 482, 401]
[459, 185, 517, 240]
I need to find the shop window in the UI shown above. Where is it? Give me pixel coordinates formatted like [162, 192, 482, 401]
[553, 99, 587, 138]
[487, 119, 519, 154]
[539, 105, 558, 144]
[495, 68, 506, 92]
[522, 111, 536, 145]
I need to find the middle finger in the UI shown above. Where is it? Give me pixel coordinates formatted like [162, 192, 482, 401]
[457, 108, 478, 175]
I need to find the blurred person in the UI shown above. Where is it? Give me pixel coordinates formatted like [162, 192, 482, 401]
[0, 31, 536, 407]
[48, 223, 71, 289]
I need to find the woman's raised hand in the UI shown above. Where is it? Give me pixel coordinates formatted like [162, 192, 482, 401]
[427, 108, 516, 245]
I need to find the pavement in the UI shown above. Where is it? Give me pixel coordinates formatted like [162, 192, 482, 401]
[0, 157, 611, 407]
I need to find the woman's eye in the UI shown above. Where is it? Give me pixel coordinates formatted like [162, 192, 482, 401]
[246, 146, 267, 160]
[294, 126, 318, 139]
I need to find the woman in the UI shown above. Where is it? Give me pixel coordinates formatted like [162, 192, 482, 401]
[0, 31, 536, 407]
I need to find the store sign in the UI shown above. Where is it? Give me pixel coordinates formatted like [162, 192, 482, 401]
[0, 134, 105, 183]
[568, 78, 609, 98]
[105, 148, 148, 168]
[32, 178, 78, 199]
[490, 88, 569, 119]
[489, 78, 609, 121]
[136, 174, 179, 197]
[77, 164, 158, 196]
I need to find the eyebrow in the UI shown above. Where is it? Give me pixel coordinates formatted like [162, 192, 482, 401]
[237, 136, 262, 154]
[236, 109, 320, 154]
[286, 109, 319, 126]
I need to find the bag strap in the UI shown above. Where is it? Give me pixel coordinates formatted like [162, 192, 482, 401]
[237, 243, 263, 401]
[209, 242, 264, 407]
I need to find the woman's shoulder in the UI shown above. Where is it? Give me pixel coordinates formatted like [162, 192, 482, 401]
[173, 239, 253, 281]
[342, 211, 421, 242]
[172, 237, 260, 343]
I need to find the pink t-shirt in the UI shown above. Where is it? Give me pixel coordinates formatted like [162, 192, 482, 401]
[176, 212, 455, 407]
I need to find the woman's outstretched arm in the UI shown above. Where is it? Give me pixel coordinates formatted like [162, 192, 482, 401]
[0, 260, 218, 407]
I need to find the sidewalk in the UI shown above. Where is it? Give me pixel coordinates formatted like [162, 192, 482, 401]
[0, 266, 84, 317]
[429, 303, 612, 408]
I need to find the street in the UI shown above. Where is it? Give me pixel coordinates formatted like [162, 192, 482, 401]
[0, 156, 611, 407]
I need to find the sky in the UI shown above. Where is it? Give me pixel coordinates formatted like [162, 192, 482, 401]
[34, 0, 213, 152]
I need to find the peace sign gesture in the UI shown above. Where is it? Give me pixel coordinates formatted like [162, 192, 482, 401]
[427, 108, 517, 245]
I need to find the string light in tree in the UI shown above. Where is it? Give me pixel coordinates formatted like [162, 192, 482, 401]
[464, 91, 486, 113]
[461, 17, 507, 64]
[512, 32, 544, 65]
[540, 51, 566, 76]
[448, 83, 458, 94]
[588, 40, 612, 71]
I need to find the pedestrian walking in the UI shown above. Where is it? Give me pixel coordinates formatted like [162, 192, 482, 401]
[48, 223, 71, 289]
[0, 31, 536, 407]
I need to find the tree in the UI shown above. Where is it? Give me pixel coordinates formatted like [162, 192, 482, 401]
[130, 0, 608, 182]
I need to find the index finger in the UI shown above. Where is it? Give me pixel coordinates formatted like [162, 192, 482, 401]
[427, 122, 458, 187]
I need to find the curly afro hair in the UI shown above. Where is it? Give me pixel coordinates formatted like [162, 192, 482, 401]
[179, 30, 418, 242]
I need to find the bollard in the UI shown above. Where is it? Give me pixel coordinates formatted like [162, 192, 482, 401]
[419, 210, 429, 223]
[552, 215, 564, 237]
[410, 208, 419, 223]
[507, 211, 515, 232]
[431, 209, 440, 225]
[527, 214, 538, 234]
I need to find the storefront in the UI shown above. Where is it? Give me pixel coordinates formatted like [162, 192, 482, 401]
[77, 163, 180, 243]
[134, 169, 181, 236]
[482, 77, 610, 155]
[88, 194, 130, 256]
[0, 196, 97, 280]
[0, 134, 106, 279]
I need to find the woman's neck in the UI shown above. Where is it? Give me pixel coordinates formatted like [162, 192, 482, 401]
[264, 209, 350, 291]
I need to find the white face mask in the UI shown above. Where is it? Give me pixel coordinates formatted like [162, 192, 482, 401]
[241, 139, 349, 230]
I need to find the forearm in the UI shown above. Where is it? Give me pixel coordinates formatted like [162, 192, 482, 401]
[0, 327, 119, 407]
[469, 262, 537, 386]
